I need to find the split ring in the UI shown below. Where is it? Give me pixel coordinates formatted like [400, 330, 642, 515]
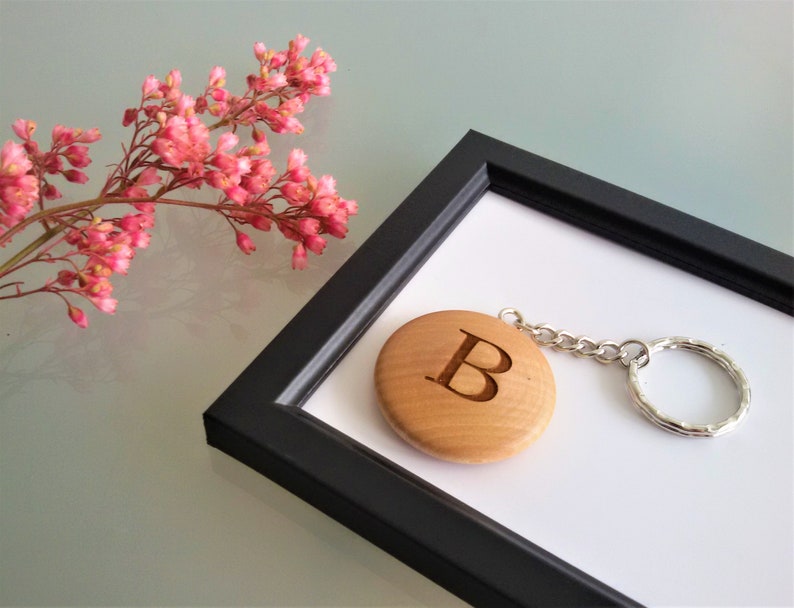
[626, 337, 751, 437]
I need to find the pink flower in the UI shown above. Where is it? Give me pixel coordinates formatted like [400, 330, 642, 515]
[278, 96, 304, 117]
[51, 125, 76, 146]
[310, 75, 332, 98]
[205, 170, 233, 190]
[122, 185, 148, 198]
[253, 42, 267, 62]
[106, 243, 134, 274]
[288, 35, 310, 60]
[57, 270, 77, 286]
[340, 198, 358, 216]
[12, 119, 36, 141]
[142, 75, 161, 98]
[0, 141, 38, 231]
[42, 183, 62, 200]
[119, 212, 154, 232]
[247, 211, 272, 232]
[272, 52, 288, 69]
[215, 132, 238, 154]
[121, 212, 154, 249]
[63, 145, 91, 168]
[78, 270, 113, 299]
[310, 48, 336, 73]
[308, 175, 339, 216]
[123, 166, 161, 197]
[224, 185, 249, 204]
[251, 102, 304, 134]
[312, 174, 336, 198]
[211, 151, 251, 180]
[0, 140, 32, 178]
[89, 295, 118, 314]
[208, 66, 226, 88]
[240, 158, 274, 194]
[286, 149, 310, 182]
[128, 231, 151, 249]
[281, 182, 310, 205]
[323, 220, 348, 239]
[123, 108, 138, 127]
[62, 169, 89, 184]
[152, 116, 211, 166]
[251, 127, 267, 144]
[164, 69, 182, 93]
[205, 101, 228, 117]
[291, 242, 307, 270]
[266, 73, 288, 89]
[1, 177, 39, 224]
[134, 202, 156, 214]
[304, 234, 326, 255]
[68, 304, 89, 328]
[211, 88, 230, 103]
[236, 231, 256, 255]
[137, 166, 161, 186]
[297, 217, 320, 236]
[42, 154, 63, 175]
[74, 128, 101, 144]
[275, 115, 304, 134]
[324, 198, 357, 238]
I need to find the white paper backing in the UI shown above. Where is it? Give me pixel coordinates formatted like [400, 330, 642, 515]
[303, 191, 794, 606]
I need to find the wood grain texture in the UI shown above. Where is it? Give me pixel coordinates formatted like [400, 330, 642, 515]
[375, 311, 555, 463]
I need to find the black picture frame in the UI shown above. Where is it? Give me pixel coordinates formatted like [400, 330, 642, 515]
[203, 131, 793, 607]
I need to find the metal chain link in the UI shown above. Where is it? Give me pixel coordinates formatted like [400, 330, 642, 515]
[498, 308, 651, 368]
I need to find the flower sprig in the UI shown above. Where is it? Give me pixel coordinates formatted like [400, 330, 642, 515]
[0, 35, 356, 327]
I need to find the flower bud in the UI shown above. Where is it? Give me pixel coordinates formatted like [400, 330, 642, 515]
[253, 42, 267, 62]
[142, 75, 160, 98]
[208, 66, 226, 88]
[122, 108, 138, 127]
[62, 169, 89, 184]
[236, 231, 256, 255]
[291, 243, 308, 270]
[68, 305, 89, 328]
[12, 119, 36, 140]
[304, 234, 326, 255]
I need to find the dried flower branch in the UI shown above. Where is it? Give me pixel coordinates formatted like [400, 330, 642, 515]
[0, 35, 356, 327]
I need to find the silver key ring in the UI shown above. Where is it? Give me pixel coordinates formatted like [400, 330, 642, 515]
[500, 308, 751, 438]
[626, 337, 751, 437]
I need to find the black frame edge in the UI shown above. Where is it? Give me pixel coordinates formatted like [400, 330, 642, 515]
[479, 132, 793, 315]
[205, 402, 639, 607]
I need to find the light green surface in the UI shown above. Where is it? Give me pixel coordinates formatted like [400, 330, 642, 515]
[1, 1, 791, 605]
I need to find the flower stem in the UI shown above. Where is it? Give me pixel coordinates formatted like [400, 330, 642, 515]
[0, 195, 278, 277]
[0, 227, 63, 278]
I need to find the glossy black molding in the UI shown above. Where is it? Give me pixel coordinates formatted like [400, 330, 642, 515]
[204, 131, 793, 608]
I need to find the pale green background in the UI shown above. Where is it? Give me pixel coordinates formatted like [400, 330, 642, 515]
[1, 1, 791, 606]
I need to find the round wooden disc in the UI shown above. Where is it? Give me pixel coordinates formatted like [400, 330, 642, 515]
[375, 310, 555, 463]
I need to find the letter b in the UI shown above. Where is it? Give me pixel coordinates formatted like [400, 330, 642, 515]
[425, 330, 512, 402]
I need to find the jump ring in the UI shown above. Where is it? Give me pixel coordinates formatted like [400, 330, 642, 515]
[618, 339, 651, 369]
[498, 307, 525, 327]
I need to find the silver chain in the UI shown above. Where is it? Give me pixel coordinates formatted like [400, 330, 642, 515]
[498, 308, 651, 368]
[497, 307, 750, 437]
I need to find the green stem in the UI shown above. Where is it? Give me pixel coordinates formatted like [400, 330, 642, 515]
[0, 228, 65, 278]
[0, 195, 278, 277]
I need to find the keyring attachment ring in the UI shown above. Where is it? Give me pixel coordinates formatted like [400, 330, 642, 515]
[626, 337, 751, 437]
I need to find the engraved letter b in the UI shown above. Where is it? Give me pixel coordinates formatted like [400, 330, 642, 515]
[425, 330, 512, 402]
